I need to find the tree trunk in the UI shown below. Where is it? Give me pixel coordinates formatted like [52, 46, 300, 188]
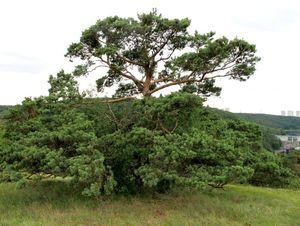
[143, 73, 152, 97]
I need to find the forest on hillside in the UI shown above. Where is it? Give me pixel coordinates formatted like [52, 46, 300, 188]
[237, 113, 300, 135]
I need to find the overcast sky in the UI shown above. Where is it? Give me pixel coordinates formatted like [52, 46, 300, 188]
[0, 0, 299, 114]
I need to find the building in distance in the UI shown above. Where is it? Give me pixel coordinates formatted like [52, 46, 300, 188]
[280, 110, 300, 117]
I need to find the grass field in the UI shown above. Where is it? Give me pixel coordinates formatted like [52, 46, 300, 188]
[0, 181, 299, 226]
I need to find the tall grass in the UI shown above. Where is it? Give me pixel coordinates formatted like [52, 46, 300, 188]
[0, 181, 299, 226]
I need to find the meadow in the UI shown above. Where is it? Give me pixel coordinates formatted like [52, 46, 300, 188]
[0, 181, 299, 226]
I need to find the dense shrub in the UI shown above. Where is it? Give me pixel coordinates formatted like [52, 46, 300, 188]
[283, 151, 300, 177]
[0, 76, 295, 196]
[0, 98, 116, 195]
[249, 150, 294, 187]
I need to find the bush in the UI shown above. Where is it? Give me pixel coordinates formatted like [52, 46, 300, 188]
[249, 150, 294, 187]
[283, 151, 300, 177]
[0, 97, 117, 196]
[0, 86, 295, 196]
[288, 178, 300, 189]
[91, 93, 260, 193]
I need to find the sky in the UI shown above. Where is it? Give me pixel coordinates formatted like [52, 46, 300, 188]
[0, 0, 300, 115]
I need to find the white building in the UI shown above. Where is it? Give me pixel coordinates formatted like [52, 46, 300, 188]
[276, 135, 300, 151]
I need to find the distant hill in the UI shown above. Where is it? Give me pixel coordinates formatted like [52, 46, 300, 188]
[210, 108, 300, 135]
[236, 113, 300, 135]
[0, 105, 12, 119]
[0, 105, 12, 113]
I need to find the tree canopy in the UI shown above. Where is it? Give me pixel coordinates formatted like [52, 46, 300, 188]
[66, 10, 260, 99]
[0, 73, 294, 196]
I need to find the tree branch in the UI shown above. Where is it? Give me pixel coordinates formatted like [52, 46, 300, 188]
[156, 47, 176, 63]
[151, 31, 175, 59]
[118, 70, 143, 85]
[100, 96, 137, 103]
[208, 182, 226, 189]
[99, 56, 143, 85]
[116, 52, 145, 67]
[105, 103, 120, 129]
[151, 76, 169, 84]
[149, 77, 196, 95]
[87, 64, 109, 73]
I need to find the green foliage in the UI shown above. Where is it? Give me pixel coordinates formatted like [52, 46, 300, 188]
[65, 9, 259, 98]
[288, 178, 300, 189]
[48, 70, 82, 103]
[91, 93, 265, 193]
[211, 108, 283, 151]
[0, 120, 4, 145]
[133, 92, 204, 133]
[0, 73, 115, 196]
[249, 150, 294, 187]
[76, 98, 135, 136]
[210, 112, 290, 187]
[283, 151, 300, 177]
[0, 84, 293, 196]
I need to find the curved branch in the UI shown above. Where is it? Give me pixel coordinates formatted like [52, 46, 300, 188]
[149, 78, 195, 95]
[99, 56, 143, 85]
